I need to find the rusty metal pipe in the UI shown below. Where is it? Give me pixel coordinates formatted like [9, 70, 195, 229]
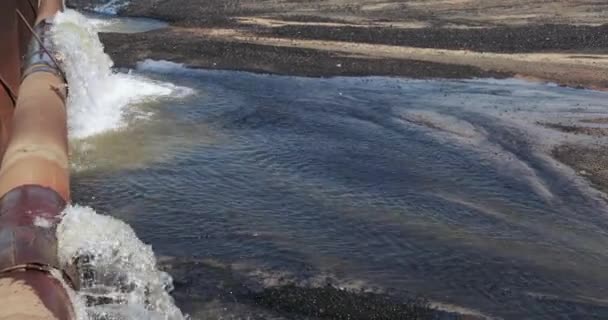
[0, 0, 21, 156]
[18, 0, 38, 58]
[0, 71, 69, 201]
[0, 0, 76, 319]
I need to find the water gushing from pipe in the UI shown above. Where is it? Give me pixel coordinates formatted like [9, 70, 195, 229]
[48, 9, 187, 320]
[58, 205, 185, 320]
[51, 10, 181, 139]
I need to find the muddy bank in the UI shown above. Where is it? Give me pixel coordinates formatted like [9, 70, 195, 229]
[100, 31, 507, 79]
[552, 145, 608, 195]
[99, 26, 608, 89]
[538, 119, 608, 194]
[266, 23, 608, 54]
[253, 285, 436, 320]
[161, 258, 482, 320]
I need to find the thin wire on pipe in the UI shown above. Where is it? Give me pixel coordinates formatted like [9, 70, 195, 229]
[15, 8, 66, 83]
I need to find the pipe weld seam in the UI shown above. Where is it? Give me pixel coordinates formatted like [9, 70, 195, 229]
[22, 19, 66, 84]
[1, 145, 68, 171]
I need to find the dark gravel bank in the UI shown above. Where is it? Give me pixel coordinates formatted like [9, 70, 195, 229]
[100, 31, 510, 79]
[266, 24, 608, 53]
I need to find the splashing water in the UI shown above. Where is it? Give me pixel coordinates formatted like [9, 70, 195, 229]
[136, 60, 188, 74]
[48, 9, 187, 320]
[51, 10, 182, 139]
[58, 205, 186, 320]
[84, 14, 168, 34]
[94, 0, 129, 15]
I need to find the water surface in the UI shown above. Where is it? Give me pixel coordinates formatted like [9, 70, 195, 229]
[71, 63, 608, 319]
[84, 12, 168, 33]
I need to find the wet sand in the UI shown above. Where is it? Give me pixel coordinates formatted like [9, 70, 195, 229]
[99, 30, 507, 79]
[160, 257, 483, 319]
[553, 145, 608, 195]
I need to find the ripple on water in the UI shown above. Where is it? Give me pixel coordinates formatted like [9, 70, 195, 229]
[72, 63, 608, 319]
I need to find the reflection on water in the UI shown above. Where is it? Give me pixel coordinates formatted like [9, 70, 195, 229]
[72, 68, 608, 319]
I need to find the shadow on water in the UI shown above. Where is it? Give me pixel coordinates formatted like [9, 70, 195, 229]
[72, 68, 608, 319]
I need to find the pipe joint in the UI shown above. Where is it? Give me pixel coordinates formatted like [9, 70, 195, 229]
[22, 19, 64, 81]
[0, 185, 78, 289]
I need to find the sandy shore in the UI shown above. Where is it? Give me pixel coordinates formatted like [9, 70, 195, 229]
[67, 0, 608, 193]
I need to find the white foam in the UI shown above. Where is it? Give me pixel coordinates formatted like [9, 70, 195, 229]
[57, 205, 186, 320]
[137, 59, 189, 74]
[34, 216, 54, 228]
[94, 0, 129, 15]
[86, 16, 112, 29]
[51, 10, 182, 139]
[84, 13, 169, 34]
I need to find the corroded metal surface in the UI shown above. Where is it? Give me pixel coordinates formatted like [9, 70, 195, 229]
[18, 0, 38, 58]
[0, 271, 74, 320]
[0, 1, 75, 318]
[0, 1, 20, 155]
[0, 185, 66, 272]
[0, 70, 69, 201]
[23, 20, 65, 80]
[0, 185, 73, 320]
[0, 0, 69, 202]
